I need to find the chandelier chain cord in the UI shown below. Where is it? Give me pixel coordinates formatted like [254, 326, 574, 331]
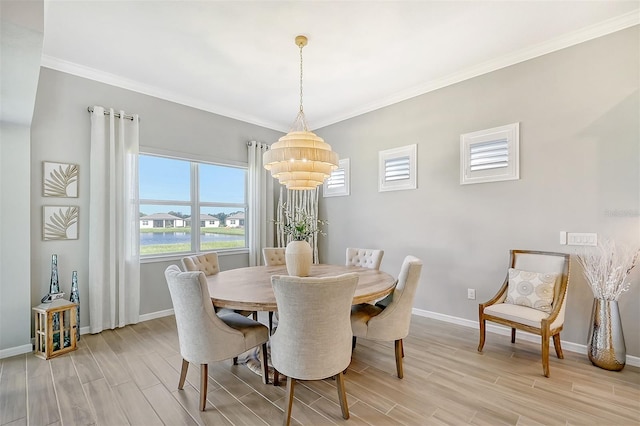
[299, 43, 304, 113]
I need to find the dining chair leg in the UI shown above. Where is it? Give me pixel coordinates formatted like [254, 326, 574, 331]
[273, 369, 280, 387]
[552, 333, 564, 359]
[200, 364, 208, 411]
[260, 343, 269, 385]
[400, 339, 405, 358]
[283, 377, 295, 426]
[268, 311, 274, 335]
[394, 339, 404, 379]
[336, 371, 350, 420]
[252, 311, 258, 321]
[511, 328, 516, 343]
[233, 356, 238, 365]
[352, 336, 357, 351]
[178, 359, 189, 390]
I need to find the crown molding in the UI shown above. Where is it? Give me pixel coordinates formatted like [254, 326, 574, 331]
[40, 12, 638, 132]
[313, 12, 640, 129]
[39, 55, 287, 132]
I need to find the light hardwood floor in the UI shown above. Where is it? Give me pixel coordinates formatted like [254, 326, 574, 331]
[1, 315, 638, 425]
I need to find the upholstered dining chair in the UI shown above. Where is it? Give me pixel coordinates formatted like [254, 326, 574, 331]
[350, 255, 423, 379]
[346, 247, 384, 270]
[261, 247, 286, 334]
[262, 247, 286, 266]
[164, 265, 270, 411]
[182, 252, 257, 320]
[270, 273, 359, 426]
[478, 250, 570, 377]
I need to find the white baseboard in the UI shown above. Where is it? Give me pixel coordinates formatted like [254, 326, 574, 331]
[0, 344, 33, 359]
[1, 308, 175, 360]
[139, 308, 174, 322]
[412, 307, 640, 368]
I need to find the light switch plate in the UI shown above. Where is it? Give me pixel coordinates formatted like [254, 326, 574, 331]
[567, 232, 597, 246]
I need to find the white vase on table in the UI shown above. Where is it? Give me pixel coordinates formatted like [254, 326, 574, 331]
[285, 240, 312, 277]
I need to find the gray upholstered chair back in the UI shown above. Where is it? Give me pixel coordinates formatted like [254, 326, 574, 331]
[362, 255, 422, 341]
[262, 247, 286, 266]
[181, 253, 220, 276]
[164, 265, 247, 364]
[270, 273, 358, 380]
[346, 247, 384, 270]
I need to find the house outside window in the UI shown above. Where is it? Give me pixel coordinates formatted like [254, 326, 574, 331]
[139, 154, 247, 257]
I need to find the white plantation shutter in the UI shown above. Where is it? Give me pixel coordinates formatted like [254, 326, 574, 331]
[384, 156, 411, 181]
[469, 139, 509, 171]
[323, 158, 350, 197]
[461, 123, 519, 185]
[379, 144, 417, 192]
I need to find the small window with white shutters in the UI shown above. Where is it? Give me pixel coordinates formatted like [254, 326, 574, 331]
[460, 123, 519, 185]
[323, 158, 350, 197]
[379, 144, 417, 192]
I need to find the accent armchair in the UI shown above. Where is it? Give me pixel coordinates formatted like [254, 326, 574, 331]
[477, 250, 570, 377]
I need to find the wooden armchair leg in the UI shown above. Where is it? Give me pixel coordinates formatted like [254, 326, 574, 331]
[260, 343, 269, 384]
[336, 371, 350, 420]
[511, 328, 516, 344]
[542, 330, 551, 378]
[200, 364, 208, 411]
[478, 315, 486, 352]
[283, 377, 295, 426]
[552, 334, 564, 359]
[394, 339, 404, 379]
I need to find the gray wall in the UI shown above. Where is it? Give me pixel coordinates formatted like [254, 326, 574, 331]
[316, 27, 640, 356]
[31, 68, 282, 329]
[0, 0, 43, 354]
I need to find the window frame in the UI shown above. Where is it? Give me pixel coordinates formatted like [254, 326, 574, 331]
[138, 150, 248, 261]
[323, 158, 350, 197]
[378, 144, 417, 192]
[460, 122, 520, 185]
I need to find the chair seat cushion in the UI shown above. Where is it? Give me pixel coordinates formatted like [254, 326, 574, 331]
[218, 312, 269, 350]
[484, 303, 549, 328]
[350, 303, 383, 337]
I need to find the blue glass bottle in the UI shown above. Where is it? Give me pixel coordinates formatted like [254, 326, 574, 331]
[69, 271, 80, 341]
[50, 254, 61, 349]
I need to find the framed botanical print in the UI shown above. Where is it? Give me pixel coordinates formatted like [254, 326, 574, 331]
[43, 161, 79, 197]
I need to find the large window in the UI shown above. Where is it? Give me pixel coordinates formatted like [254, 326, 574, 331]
[139, 154, 247, 257]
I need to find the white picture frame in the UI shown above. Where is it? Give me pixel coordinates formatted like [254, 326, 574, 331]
[43, 161, 79, 197]
[43, 205, 79, 241]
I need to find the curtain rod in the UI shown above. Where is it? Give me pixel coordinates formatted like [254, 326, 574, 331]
[87, 106, 138, 121]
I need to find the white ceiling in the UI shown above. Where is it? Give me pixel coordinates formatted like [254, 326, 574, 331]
[42, 1, 639, 132]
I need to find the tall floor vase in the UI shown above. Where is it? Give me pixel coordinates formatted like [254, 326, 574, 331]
[587, 298, 626, 371]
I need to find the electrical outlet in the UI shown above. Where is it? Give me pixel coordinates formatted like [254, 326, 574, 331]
[467, 288, 476, 300]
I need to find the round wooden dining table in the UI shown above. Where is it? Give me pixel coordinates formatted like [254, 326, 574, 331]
[206, 264, 397, 312]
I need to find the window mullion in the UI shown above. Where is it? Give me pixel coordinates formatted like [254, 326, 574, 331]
[191, 162, 200, 252]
